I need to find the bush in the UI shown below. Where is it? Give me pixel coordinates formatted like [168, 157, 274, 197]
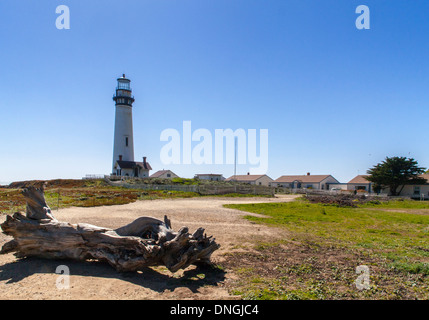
[304, 194, 387, 207]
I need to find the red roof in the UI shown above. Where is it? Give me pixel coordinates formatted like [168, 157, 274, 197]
[348, 174, 429, 184]
[150, 170, 175, 178]
[348, 175, 370, 184]
[274, 175, 333, 183]
[226, 174, 271, 182]
[420, 174, 429, 182]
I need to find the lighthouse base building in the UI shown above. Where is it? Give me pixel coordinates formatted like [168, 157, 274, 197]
[111, 74, 151, 178]
[113, 156, 152, 178]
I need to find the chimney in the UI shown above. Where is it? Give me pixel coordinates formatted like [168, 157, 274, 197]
[119, 155, 123, 161]
[122, 73, 126, 78]
[307, 172, 310, 176]
[247, 172, 250, 175]
[143, 157, 147, 164]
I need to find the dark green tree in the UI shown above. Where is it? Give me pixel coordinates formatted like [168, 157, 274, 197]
[366, 157, 427, 196]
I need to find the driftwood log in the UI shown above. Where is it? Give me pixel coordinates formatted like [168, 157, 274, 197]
[0, 186, 220, 273]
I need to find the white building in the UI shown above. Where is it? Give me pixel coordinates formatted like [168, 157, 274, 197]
[225, 174, 273, 186]
[348, 174, 429, 198]
[395, 176, 429, 199]
[347, 175, 372, 192]
[113, 157, 152, 178]
[272, 173, 339, 190]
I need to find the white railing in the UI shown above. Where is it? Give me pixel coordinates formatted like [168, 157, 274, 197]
[83, 174, 105, 179]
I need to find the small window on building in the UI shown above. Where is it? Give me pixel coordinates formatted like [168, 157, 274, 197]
[414, 186, 421, 195]
[125, 137, 128, 147]
[167, 174, 171, 177]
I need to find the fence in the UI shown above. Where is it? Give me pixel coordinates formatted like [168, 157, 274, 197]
[83, 174, 106, 179]
[121, 183, 199, 193]
[274, 187, 323, 195]
[274, 187, 391, 197]
[104, 178, 274, 196]
[198, 184, 274, 196]
[104, 175, 134, 181]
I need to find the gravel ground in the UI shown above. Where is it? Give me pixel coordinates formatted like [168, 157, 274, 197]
[0, 195, 297, 300]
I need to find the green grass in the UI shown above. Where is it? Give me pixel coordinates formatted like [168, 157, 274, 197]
[361, 199, 429, 209]
[223, 198, 429, 299]
[224, 199, 429, 273]
[391, 261, 429, 275]
[0, 178, 275, 214]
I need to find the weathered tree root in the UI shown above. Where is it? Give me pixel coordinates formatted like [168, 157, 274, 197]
[0, 186, 220, 273]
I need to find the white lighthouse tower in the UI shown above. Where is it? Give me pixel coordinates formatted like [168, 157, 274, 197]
[111, 74, 152, 178]
[112, 74, 135, 173]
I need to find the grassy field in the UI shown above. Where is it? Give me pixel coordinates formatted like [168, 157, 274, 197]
[0, 178, 272, 214]
[0, 179, 200, 214]
[1, 181, 427, 299]
[223, 198, 429, 300]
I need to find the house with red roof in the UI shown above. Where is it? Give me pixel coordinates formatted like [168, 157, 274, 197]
[271, 173, 339, 190]
[225, 174, 273, 186]
[150, 170, 179, 179]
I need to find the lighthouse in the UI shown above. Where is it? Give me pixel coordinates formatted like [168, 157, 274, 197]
[112, 74, 135, 171]
[111, 75, 152, 177]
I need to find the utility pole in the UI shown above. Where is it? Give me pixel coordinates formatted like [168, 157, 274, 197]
[234, 136, 237, 178]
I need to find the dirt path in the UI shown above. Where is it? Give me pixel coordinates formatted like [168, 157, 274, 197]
[0, 195, 298, 300]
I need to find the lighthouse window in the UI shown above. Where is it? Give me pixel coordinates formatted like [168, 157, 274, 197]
[125, 137, 129, 147]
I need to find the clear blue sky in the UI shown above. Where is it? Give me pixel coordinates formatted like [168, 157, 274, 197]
[0, 0, 428, 184]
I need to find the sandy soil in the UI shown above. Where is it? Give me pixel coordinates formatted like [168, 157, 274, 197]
[0, 195, 298, 300]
